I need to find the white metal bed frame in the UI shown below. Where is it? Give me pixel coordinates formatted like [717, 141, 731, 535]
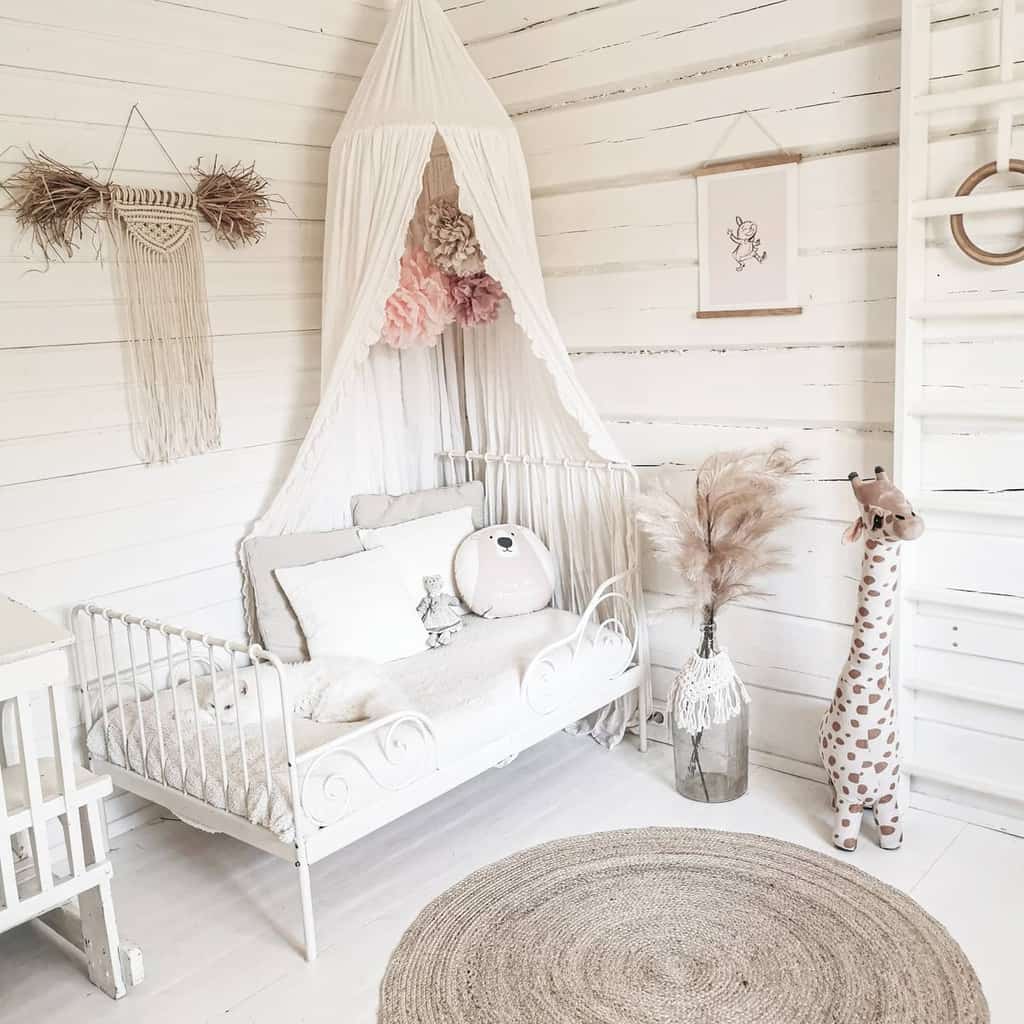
[73, 453, 649, 961]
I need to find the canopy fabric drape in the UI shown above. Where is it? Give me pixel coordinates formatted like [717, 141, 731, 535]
[243, 0, 647, 745]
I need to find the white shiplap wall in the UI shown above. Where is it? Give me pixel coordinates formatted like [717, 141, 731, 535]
[1, 0, 1019, 834]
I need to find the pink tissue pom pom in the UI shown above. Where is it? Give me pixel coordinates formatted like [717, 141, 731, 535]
[380, 246, 455, 350]
[449, 273, 506, 328]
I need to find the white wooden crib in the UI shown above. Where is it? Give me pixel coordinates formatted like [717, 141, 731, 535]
[73, 455, 648, 961]
[0, 596, 142, 997]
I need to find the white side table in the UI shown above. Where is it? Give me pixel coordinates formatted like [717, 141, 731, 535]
[0, 595, 142, 998]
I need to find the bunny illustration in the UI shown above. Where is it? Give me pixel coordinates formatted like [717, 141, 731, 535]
[727, 216, 767, 271]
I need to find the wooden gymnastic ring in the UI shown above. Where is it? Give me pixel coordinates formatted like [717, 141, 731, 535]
[950, 160, 1024, 266]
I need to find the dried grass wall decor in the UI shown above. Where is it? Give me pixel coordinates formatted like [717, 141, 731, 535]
[1, 106, 277, 463]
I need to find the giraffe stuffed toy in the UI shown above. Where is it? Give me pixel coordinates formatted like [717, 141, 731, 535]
[819, 467, 924, 852]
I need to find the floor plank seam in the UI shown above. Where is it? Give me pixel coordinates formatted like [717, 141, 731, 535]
[909, 821, 970, 896]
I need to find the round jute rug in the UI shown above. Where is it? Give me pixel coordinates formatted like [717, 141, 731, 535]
[379, 828, 988, 1024]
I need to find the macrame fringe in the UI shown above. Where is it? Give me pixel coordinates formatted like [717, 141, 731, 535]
[109, 186, 221, 463]
[670, 648, 751, 736]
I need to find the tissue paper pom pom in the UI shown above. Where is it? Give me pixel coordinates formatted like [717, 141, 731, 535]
[380, 247, 455, 349]
[449, 273, 506, 328]
[425, 198, 485, 277]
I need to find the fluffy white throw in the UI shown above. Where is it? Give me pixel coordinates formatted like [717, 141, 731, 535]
[194, 656, 404, 728]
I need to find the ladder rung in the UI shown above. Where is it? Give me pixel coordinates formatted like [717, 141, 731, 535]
[911, 399, 1024, 422]
[912, 299, 1024, 318]
[906, 763, 1024, 805]
[906, 677, 1024, 713]
[919, 494, 1024, 523]
[907, 584, 1024, 618]
[914, 189, 1024, 218]
[916, 79, 1024, 114]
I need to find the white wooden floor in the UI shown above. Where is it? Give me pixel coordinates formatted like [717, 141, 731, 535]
[2, 735, 1020, 1024]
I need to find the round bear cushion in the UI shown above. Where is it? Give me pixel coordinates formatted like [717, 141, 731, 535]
[454, 525, 557, 618]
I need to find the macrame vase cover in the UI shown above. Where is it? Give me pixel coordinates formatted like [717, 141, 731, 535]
[108, 185, 221, 463]
[671, 649, 751, 736]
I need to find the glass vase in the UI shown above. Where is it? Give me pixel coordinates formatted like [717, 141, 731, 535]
[671, 622, 750, 804]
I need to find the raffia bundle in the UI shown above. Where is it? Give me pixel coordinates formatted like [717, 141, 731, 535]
[1, 153, 105, 259]
[193, 159, 274, 247]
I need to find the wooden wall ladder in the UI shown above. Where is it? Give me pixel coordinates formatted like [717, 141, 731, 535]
[896, 0, 1024, 828]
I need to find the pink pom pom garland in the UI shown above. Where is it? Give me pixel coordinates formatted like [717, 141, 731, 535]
[380, 246, 455, 350]
[449, 272, 506, 327]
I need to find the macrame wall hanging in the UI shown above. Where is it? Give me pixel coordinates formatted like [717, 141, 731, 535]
[2, 105, 275, 463]
[108, 182, 219, 462]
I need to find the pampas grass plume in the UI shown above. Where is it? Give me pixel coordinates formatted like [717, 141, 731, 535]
[633, 447, 806, 621]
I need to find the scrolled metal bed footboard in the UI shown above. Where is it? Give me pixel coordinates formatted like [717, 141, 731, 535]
[522, 572, 641, 716]
[438, 449, 651, 747]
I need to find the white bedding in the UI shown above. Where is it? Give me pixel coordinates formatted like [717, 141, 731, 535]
[86, 610, 623, 840]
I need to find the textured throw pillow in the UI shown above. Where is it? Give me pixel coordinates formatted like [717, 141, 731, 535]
[454, 525, 557, 618]
[274, 549, 428, 664]
[245, 529, 364, 662]
[352, 481, 485, 530]
[357, 505, 476, 604]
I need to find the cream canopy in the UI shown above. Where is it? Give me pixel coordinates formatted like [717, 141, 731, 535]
[245, 0, 644, 745]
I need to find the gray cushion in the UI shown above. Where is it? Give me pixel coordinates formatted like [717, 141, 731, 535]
[352, 481, 485, 530]
[246, 529, 364, 662]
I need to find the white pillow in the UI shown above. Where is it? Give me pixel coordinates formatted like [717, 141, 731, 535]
[274, 549, 427, 664]
[357, 505, 476, 605]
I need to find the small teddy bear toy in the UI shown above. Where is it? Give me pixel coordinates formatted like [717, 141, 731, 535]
[417, 574, 463, 648]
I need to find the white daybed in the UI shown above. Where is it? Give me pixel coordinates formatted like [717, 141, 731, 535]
[76, 573, 643, 960]
[73, 0, 651, 961]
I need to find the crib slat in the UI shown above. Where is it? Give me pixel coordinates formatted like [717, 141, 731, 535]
[89, 616, 111, 745]
[229, 654, 250, 796]
[14, 694, 53, 893]
[49, 687, 86, 878]
[185, 641, 208, 787]
[0, 762, 18, 911]
[144, 627, 168, 786]
[124, 621, 149, 781]
[106, 626, 129, 765]
[208, 647, 230, 803]
[251, 660, 275, 802]
[166, 633, 188, 788]
[73, 614, 95, 734]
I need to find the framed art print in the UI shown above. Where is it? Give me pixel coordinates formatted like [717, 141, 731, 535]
[695, 153, 802, 319]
